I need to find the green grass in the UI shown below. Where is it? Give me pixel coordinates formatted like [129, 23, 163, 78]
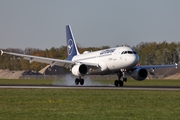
[0, 79, 53, 85]
[0, 79, 180, 119]
[0, 89, 180, 120]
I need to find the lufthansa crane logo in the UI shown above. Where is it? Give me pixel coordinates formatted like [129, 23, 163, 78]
[68, 39, 74, 55]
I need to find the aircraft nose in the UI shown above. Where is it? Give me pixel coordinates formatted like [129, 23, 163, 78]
[132, 54, 139, 65]
[127, 54, 139, 67]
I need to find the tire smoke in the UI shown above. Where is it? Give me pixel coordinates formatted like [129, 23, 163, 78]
[52, 74, 112, 86]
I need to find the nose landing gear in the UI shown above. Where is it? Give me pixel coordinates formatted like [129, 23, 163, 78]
[114, 70, 127, 87]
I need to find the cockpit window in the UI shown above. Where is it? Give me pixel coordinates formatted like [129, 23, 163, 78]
[128, 51, 133, 54]
[121, 51, 137, 54]
[133, 51, 137, 54]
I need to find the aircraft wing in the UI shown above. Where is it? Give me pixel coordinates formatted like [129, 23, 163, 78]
[1, 50, 99, 68]
[133, 63, 177, 70]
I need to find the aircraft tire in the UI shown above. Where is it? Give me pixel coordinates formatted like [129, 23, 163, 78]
[114, 80, 119, 87]
[75, 78, 79, 85]
[80, 79, 84, 85]
[119, 81, 124, 87]
[123, 77, 127, 82]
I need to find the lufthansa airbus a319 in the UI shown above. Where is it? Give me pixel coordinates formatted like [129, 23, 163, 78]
[1, 25, 177, 87]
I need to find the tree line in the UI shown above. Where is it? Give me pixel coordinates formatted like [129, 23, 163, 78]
[133, 41, 179, 65]
[0, 41, 179, 71]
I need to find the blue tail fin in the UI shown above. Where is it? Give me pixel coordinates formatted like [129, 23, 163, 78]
[66, 25, 80, 60]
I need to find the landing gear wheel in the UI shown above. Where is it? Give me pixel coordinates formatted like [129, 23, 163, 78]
[123, 77, 127, 82]
[119, 81, 124, 87]
[114, 80, 124, 87]
[75, 78, 79, 85]
[80, 79, 84, 85]
[115, 71, 127, 87]
[75, 78, 84, 85]
[114, 80, 119, 87]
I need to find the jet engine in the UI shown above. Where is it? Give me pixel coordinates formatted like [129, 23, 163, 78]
[131, 68, 148, 81]
[71, 64, 88, 76]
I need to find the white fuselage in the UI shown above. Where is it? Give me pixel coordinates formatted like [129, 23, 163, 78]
[72, 46, 139, 75]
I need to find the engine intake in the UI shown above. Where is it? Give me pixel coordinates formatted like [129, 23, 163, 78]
[71, 64, 88, 76]
[131, 68, 148, 81]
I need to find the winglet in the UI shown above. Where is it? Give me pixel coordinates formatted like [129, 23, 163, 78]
[1, 50, 3, 55]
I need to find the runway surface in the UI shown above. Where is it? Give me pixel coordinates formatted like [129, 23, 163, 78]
[0, 85, 180, 90]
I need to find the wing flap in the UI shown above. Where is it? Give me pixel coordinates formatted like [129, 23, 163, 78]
[2, 51, 74, 68]
[1, 50, 99, 69]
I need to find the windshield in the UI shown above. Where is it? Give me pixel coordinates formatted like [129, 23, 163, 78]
[121, 51, 137, 54]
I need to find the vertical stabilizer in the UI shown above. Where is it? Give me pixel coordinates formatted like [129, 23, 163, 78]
[66, 25, 80, 60]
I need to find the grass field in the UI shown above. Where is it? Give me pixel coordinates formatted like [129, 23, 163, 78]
[0, 89, 180, 120]
[0, 79, 180, 120]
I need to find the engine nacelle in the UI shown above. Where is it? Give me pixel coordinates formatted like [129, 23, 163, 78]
[131, 68, 148, 81]
[71, 64, 88, 76]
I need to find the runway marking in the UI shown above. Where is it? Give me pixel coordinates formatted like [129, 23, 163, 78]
[0, 85, 180, 90]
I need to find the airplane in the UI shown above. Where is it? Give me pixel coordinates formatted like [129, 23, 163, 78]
[1, 25, 177, 87]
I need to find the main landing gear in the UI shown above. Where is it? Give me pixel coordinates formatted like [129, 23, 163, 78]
[114, 71, 127, 87]
[75, 77, 84, 85]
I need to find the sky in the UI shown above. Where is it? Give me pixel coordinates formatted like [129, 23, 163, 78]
[0, 0, 180, 50]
